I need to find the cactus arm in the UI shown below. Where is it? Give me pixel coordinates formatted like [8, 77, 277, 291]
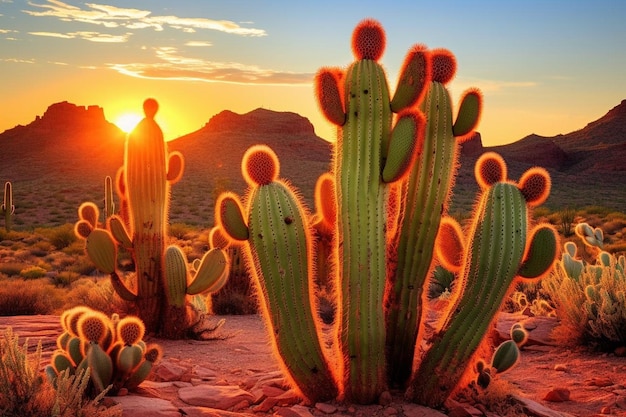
[434, 217, 465, 273]
[85, 229, 117, 274]
[452, 88, 482, 139]
[108, 215, 133, 249]
[187, 248, 229, 295]
[217, 192, 250, 241]
[517, 225, 558, 279]
[167, 151, 185, 184]
[164, 245, 188, 307]
[381, 111, 424, 183]
[315, 68, 346, 126]
[110, 272, 138, 302]
[390, 44, 430, 112]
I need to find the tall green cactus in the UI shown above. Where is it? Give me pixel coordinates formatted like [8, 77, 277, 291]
[217, 145, 339, 403]
[214, 19, 558, 408]
[1, 181, 14, 232]
[407, 152, 557, 407]
[384, 48, 482, 385]
[315, 18, 429, 404]
[75, 99, 229, 339]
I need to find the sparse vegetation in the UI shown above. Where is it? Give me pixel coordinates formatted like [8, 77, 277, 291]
[0, 327, 122, 416]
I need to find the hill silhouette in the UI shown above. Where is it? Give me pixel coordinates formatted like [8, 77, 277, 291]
[1, 100, 625, 229]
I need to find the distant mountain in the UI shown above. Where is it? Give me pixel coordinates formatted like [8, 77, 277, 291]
[0, 104, 330, 228]
[167, 108, 332, 225]
[1, 99, 624, 229]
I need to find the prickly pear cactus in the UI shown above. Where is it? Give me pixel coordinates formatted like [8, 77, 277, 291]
[1, 181, 14, 232]
[46, 306, 162, 396]
[384, 48, 482, 385]
[407, 152, 558, 407]
[217, 145, 339, 402]
[74, 99, 229, 339]
[315, 18, 429, 404]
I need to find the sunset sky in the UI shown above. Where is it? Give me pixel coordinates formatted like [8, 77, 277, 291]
[1, 0, 625, 146]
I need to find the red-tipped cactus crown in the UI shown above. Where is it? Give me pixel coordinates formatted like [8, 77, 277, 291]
[431, 48, 457, 84]
[475, 152, 507, 190]
[352, 18, 386, 61]
[518, 167, 551, 207]
[242, 145, 280, 186]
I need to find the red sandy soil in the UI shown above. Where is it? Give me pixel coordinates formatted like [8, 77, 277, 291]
[1, 314, 625, 416]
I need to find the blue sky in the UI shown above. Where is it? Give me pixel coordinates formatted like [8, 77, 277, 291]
[1, 0, 625, 145]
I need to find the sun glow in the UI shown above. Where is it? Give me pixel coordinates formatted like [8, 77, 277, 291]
[114, 112, 143, 133]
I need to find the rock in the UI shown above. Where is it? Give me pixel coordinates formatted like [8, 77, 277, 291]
[379, 390, 393, 406]
[495, 312, 558, 346]
[400, 403, 448, 416]
[554, 364, 568, 372]
[274, 405, 315, 417]
[315, 402, 338, 414]
[586, 377, 614, 387]
[178, 384, 255, 410]
[513, 395, 577, 417]
[153, 360, 189, 381]
[180, 407, 255, 417]
[543, 388, 571, 402]
[113, 396, 179, 417]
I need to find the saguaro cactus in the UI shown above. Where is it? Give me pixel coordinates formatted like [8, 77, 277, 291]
[315, 18, 429, 404]
[75, 99, 229, 339]
[384, 48, 482, 385]
[217, 145, 339, 402]
[407, 152, 558, 407]
[1, 181, 14, 232]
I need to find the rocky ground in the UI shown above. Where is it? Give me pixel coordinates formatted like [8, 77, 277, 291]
[1, 313, 625, 417]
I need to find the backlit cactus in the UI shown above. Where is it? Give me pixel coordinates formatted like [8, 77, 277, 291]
[217, 145, 339, 403]
[314, 18, 429, 403]
[1, 181, 14, 232]
[384, 48, 482, 385]
[214, 18, 558, 408]
[74, 99, 229, 338]
[46, 306, 161, 396]
[407, 152, 558, 407]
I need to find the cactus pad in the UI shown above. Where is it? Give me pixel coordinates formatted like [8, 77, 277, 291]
[117, 317, 146, 346]
[78, 312, 109, 344]
[242, 145, 280, 186]
[475, 152, 507, 189]
[518, 167, 551, 206]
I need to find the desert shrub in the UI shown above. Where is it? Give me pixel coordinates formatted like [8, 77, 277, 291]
[62, 240, 87, 256]
[558, 207, 576, 237]
[0, 262, 27, 277]
[0, 327, 122, 417]
[0, 278, 65, 315]
[542, 223, 626, 350]
[63, 278, 134, 316]
[211, 246, 257, 315]
[169, 222, 197, 240]
[19, 266, 48, 279]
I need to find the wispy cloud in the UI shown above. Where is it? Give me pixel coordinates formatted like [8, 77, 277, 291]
[29, 30, 130, 42]
[0, 29, 18, 33]
[110, 46, 311, 85]
[185, 41, 212, 47]
[24, 0, 267, 36]
[451, 77, 537, 94]
[2, 58, 35, 64]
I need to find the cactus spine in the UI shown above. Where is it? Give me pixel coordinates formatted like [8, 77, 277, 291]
[315, 18, 429, 404]
[408, 152, 557, 407]
[384, 48, 482, 385]
[75, 99, 229, 338]
[218, 145, 339, 402]
[1, 181, 14, 232]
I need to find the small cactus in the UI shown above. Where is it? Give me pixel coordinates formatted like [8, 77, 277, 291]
[46, 306, 160, 396]
[1, 181, 14, 232]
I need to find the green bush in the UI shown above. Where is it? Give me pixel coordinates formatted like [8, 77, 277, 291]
[19, 266, 48, 279]
[542, 222, 626, 350]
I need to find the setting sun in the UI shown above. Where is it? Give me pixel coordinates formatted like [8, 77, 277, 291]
[114, 112, 143, 133]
